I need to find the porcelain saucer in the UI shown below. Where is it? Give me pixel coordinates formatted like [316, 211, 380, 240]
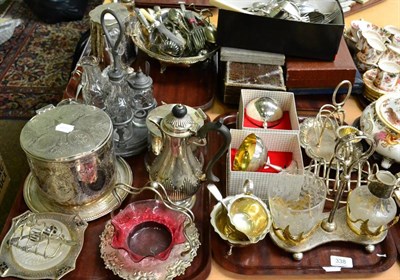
[362, 68, 400, 102]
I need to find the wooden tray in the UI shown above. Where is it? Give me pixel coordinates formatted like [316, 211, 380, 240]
[344, 0, 386, 17]
[208, 113, 398, 275]
[131, 51, 216, 111]
[0, 154, 211, 280]
[393, 223, 400, 259]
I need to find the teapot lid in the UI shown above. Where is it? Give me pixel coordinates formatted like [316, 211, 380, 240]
[161, 104, 204, 137]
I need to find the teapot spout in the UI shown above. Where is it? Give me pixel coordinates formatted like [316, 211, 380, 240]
[148, 115, 164, 155]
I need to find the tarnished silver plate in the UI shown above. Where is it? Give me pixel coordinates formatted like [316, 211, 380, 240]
[23, 157, 133, 221]
[0, 211, 87, 279]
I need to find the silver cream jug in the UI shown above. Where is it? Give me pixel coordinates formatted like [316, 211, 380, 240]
[147, 104, 231, 207]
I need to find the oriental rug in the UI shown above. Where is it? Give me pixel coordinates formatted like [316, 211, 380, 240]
[0, 0, 99, 119]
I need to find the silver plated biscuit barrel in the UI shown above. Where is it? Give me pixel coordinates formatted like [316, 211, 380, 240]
[20, 104, 116, 208]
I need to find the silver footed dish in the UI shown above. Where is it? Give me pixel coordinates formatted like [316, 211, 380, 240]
[100, 217, 200, 279]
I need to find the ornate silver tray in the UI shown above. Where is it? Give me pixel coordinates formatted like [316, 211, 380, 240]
[0, 211, 87, 279]
[23, 157, 133, 221]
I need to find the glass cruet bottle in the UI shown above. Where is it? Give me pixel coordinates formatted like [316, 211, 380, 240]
[346, 169, 398, 236]
[127, 63, 157, 127]
[79, 56, 106, 109]
[103, 70, 134, 147]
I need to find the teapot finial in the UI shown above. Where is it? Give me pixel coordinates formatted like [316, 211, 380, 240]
[172, 104, 187, 118]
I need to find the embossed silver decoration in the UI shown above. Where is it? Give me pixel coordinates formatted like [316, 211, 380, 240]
[0, 211, 87, 279]
[147, 104, 231, 208]
[23, 157, 132, 221]
[20, 103, 116, 208]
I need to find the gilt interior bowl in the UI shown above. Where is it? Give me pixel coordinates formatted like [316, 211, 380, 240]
[232, 133, 267, 171]
[227, 192, 271, 243]
[210, 196, 252, 246]
[210, 194, 271, 246]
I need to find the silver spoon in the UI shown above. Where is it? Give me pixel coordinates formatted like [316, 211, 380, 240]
[207, 183, 229, 211]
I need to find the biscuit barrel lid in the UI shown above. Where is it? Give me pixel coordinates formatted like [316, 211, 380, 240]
[20, 104, 113, 161]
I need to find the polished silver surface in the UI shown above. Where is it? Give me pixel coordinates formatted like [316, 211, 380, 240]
[23, 157, 132, 221]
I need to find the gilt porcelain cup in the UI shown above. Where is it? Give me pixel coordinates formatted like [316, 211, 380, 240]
[392, 34, 400, 48]
[356, 37, 387, 65]
[356, 29, 387, 51]
[373, 60, 400, 92]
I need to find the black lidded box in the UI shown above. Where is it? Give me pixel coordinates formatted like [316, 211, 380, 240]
[216, 2, 344, 61]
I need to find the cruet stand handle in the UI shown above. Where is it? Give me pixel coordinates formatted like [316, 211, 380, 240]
[100, 9, 125, 80]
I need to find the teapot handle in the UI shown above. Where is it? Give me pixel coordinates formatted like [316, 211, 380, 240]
[197, 118, 231, 182]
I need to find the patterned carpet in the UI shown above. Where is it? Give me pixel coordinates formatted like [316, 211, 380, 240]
[0, 0, 99, 119]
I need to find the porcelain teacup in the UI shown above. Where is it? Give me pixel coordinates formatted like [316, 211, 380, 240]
[382, 44, 400, 66]
[350, 19, 374, 40]
[373, 60, 400, 92]
[383, 25, 400, 40]
[391, 34, 400, 48]
[356, 37, 387, 65]
[356, 29, 387, 51]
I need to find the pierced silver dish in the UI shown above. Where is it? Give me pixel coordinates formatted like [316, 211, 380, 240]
[0, 211, 87, 279]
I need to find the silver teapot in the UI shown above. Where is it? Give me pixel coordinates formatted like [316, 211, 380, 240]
[147, 104, 231, 208]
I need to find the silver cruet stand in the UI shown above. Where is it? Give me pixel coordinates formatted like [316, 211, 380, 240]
[101, 9, 151, 157]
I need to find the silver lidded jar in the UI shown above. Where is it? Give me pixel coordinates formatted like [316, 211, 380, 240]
[20, 104, 116, 207]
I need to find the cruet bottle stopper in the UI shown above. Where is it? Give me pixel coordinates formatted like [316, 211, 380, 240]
[127, 63, 157, 127]
[347, 168, 399, 237]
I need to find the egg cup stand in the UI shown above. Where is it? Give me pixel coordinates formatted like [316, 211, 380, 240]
[269, 207, 388, 261]
[272, 110, 399, 261]
[209, 112, 397, 275]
